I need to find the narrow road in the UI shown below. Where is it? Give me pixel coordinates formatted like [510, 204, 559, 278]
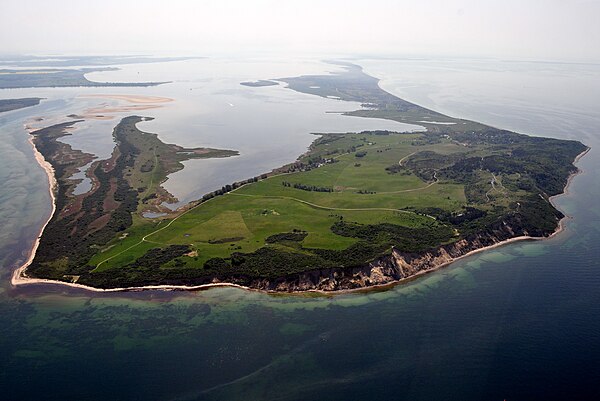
[398, 151, 417, 166]
[484, 172, 505, 202]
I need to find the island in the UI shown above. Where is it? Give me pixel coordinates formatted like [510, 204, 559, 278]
[240, 80, 279, 87]
[0, 97, 42, 112]
[13, 63, 589, 292]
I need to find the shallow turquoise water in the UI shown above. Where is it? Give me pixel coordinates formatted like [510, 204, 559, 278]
[1, 58, 599, 400]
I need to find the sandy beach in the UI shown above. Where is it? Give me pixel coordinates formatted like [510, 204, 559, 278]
[11, 135, 58, 289]
[11, 143, 591, 295]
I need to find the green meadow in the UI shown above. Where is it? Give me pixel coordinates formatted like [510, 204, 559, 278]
[89, 131, 466, 272]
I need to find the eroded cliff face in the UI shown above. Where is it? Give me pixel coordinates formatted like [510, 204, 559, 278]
[226, 220, 555, 292]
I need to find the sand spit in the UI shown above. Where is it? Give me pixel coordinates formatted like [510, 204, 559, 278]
[78, 94, 173, 104]
[73, 94, 174, 118]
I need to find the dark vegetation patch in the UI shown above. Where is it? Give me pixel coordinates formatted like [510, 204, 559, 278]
[416, 206, 487, 226]
[330, 221, 454, 253]
[126, 245, 192, 270]
[265, 231, 308, 243]
[208, 237, 245, 244]
[385, 164, 411, 175]
[401, 130, 587, 203]
[282, 181, 333, 192]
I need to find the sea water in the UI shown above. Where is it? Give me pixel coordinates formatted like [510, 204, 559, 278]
[0, 57, 599, 400]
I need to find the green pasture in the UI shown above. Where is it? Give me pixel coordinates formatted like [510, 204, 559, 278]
[90, 132, 467, 271]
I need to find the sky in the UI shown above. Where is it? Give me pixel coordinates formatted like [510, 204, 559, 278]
[2, 0, 599, 62]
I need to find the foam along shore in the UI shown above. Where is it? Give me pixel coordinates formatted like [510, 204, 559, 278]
[11, 138, 590, 294]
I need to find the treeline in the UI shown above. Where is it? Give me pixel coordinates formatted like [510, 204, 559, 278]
[359, 130, 396, 136]
[202, 175, 267, 200]
[278, 156, 337, 174]
[282, 181, 333, 192]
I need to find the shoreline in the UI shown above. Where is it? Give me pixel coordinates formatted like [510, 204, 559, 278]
[11, 135, 59, 289]
[11, 140, 591, 295]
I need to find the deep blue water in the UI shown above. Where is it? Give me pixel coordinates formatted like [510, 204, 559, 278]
[1, 58, 599, 401]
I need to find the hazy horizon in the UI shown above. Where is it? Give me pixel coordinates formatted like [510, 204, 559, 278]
[2, 0, 599, 63]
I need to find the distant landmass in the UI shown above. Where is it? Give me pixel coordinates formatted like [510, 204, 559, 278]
[0, 67, 168, 89]
[15, 63, 588, 293]
[240, 80, 279, 87]
[0, 55, 202, 68]
[0, 97, 41, 112]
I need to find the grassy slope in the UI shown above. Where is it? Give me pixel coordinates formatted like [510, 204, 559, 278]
[89, 131, 461, 271]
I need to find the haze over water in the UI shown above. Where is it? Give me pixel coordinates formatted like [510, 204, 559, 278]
[1, 57, 600, 400]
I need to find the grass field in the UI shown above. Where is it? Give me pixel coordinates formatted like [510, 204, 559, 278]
[89, 131, 467, 272]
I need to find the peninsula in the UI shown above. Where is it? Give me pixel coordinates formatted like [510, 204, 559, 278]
[0, 67, 167, 89]
[14, 63, 588, 292]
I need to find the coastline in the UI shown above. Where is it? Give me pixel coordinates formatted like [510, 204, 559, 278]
[11, 135, 59, 289]
[11, 140, 591, 295]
